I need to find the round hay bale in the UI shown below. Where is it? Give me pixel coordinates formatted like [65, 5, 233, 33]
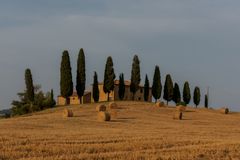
[176, 105, 186, 112]
[220, 107, 229, 114]
[63, 108, 73, 117]
[96, 104, 106, 112]
[110, 110, 118, 118]
[156, 102, 165, 107]
[98, 112, 111, 121]
[173, 111, 183, 120]
[109, 102, 118, 109]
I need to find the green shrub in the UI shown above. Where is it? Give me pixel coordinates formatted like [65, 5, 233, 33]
[177, 101, 186, 106]
[11, 86, 56, 116]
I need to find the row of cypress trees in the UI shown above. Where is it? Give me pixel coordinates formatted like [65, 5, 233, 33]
[87, 55, 142, 103]
[149, 66, 205, 107]
[60, 49, 208, 107]
[60, 49, 86, 104]
[60, 50, 141, 104]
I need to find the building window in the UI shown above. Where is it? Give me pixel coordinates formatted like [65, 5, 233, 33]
[140, 88, 143, 93]
[138, 97, 141, 101]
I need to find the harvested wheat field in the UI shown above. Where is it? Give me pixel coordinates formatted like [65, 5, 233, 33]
[0, 102, 240, 160]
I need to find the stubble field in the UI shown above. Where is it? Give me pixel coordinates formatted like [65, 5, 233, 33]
[0, 101, 240, 160]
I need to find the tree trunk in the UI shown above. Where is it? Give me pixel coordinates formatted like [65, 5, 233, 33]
[167, 101, 168, 105]
[30, 102, 33, 113]
[79, 96, 82, 104]
[132, 93, 135, 101]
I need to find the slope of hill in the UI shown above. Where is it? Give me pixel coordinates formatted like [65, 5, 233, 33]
[0, 102, 239, 160]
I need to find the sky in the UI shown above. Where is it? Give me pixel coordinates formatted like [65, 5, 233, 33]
[0, 0, 240, 111]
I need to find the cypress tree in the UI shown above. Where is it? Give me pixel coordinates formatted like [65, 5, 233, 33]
[193, 87, 201, 107]
[163, 74, 174, 105]
[50, 89, 56, 107]
[144, 74, 150, 101]
[118, 73, 125, 100]
[103, 56, 116, 101]
[92, 72, 99, 102]
[205, 94, 208, 108]
[25, 68, 34, 102]
[76, 48, 86, 104]
[173, 83, 181, 105]
[130, 55, 141, 100]
[152, 66, 162, 102]
[183, 81, 191, 105]
[60, 50, 73, 104]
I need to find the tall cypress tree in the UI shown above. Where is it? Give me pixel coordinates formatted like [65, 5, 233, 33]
[60, 50, 73, 104]
[193, 87, 201, 107]
[152, 66, 162, 102]
[130, 55, 141, 100]
[204, 94, 208, 108]
[92, 71, 99, 102]
[51, 89, 56, 107]
[103, 56, 116, 101]
[183, 81, 191, 105]
[118, 73, 125, 100]
[144, 74, 150, 102]
[25, 68, 34, 102]
[76, 48, 86, 104]
[163, 74, 174, 105]
[173, 83, 181, 105]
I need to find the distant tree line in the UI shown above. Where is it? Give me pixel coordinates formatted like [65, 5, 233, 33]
[11, 48, 208, 116]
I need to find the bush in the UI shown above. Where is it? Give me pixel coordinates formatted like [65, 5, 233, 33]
[11, 103, 29, 116]
[177, 101, 186, 106]
[11, 86, 56, 116]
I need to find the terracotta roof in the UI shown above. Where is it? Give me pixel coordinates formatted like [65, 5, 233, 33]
[114, 80, 131, 86]
[72, 91, 91, 97]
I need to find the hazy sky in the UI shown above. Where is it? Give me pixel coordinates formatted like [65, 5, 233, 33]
[0, 0, 240, 111]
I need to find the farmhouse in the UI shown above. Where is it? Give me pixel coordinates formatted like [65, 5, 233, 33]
[57, 80, 152, 105]
[98, 80, 152, 102]
[57, 91, 92, 105]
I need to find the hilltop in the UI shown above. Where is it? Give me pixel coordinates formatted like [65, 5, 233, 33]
[0, 102, 239, 160]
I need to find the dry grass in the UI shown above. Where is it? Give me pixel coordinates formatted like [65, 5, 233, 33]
[0, 101, 240, 160]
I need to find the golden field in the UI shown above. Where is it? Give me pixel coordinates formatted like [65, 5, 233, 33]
[0, 102, 240, 160]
